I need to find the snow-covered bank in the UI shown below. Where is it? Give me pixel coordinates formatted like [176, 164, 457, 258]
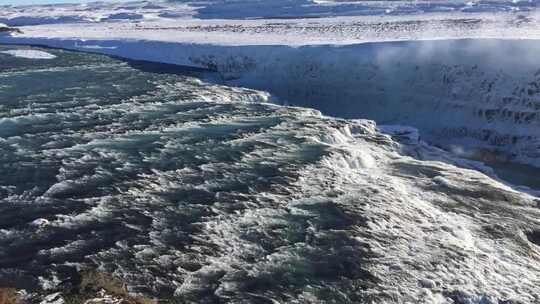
[1, 0, 538, 26]
[0, 49, 56, 59]
[3, 36, 540, 167]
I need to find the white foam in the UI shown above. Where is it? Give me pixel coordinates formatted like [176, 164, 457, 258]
[1, 49, 56, 59]
[30, 218, 50, 227]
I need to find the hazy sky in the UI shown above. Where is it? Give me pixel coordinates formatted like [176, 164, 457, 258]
[0, 0, 121, 5]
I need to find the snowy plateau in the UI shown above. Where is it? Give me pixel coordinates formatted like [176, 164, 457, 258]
[1, 0, 540, 304]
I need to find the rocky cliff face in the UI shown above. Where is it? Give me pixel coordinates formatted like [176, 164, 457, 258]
[0, 24, 21, 34]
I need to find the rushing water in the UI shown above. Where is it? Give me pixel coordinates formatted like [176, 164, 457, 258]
[0, 45, 377, 300]
[1, 45, 540, 303]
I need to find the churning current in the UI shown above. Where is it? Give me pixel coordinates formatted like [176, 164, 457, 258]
[1, 46, 540, 304]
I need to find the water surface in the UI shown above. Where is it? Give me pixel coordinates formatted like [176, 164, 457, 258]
[0, 45, 367, 300]
[2, 45, 539, 303]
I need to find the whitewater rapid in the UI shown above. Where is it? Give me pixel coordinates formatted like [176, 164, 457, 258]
[1, 45, 540, 304]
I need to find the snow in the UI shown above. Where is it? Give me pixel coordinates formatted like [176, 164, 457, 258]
[1, 0, 537, 25]
[0, 1, 538, 53]
[2, 13, 540, 46]
[0, 49, 57, 59]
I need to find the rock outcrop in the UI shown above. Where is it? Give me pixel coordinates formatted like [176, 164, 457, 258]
[0, 23, 22, 34]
